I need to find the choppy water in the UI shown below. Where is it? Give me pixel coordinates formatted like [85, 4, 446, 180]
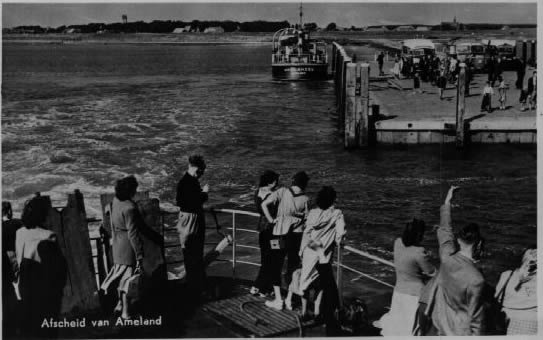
[2, 43, 536, 284]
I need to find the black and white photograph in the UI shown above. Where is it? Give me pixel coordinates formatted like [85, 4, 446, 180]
[1, 0, 539, 338]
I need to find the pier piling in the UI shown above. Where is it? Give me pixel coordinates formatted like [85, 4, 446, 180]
[456, 63, 467, 147]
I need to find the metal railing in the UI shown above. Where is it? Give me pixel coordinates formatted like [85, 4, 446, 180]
[91, 207, 396, 293]
[272, 53, 328, 64]
[204, 208, 395, 292]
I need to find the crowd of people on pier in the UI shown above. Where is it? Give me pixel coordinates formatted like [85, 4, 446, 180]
[1, 155, 538, 337]
[378, 49, 537, 113]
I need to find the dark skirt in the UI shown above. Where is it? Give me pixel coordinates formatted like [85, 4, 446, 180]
[481, 94, 491, 110]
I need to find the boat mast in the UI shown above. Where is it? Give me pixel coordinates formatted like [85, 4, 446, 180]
[299, 2, 303, 29]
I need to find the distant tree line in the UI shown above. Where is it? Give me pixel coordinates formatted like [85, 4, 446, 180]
[7, 20, 535, 34]
[6, 20, 295, 34]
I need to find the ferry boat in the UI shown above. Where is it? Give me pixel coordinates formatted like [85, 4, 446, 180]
[271, 6, 328, 80]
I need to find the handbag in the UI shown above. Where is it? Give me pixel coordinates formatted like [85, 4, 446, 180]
[270, 236, 286, 250]
[486, 270, 514, 335]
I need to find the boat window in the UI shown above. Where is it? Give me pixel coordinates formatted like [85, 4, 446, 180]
[471, 45, 484, 54]
[457, 45, 470, 53]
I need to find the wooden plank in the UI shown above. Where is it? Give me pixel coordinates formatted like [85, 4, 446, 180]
[358, 63, 370, 147]
[430, 131, 444, 143]
[418, 131, 432, 143]
[406, 131, 419, 144]
[344, 62, 357, 148]
[519, 132, 534, 143]
[203, 294, 300, 337]
[377, 131, 393, 143]
[392, 132, 408, 144]
[456, 63, 466, 147]
[60, 190, 100, 314]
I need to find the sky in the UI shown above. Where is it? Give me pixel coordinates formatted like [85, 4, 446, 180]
[1, 1, 538, 29]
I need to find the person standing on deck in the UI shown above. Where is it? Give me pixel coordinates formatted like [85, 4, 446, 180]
[3, 202, 23, 336]
[515, 57, 526, 89]
[418, 186, 486, 336]
[261, 171, 309, 310]
[17, 194, 66, 336]
[393, 57, 401, 79]
[101, 176, 145, 320]
[298, 186, 345, 335]
[527, 71, 537, 111]
[481, 81, 494, 112]
[498, 76, 508, 110]
[176, 155, 209, 302]
[494, 246, 537, 335]
[437, 69, 447, 100]
[376, 218, 435, 336]
[487, 56, 496, 86]
[377, 51, 385, 76]
[250, 170, 279, 297]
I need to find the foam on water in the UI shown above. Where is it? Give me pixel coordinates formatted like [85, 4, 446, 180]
[2, 43, 536, 284]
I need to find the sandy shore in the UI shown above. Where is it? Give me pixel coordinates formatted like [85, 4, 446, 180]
[3, 28, 535, 46]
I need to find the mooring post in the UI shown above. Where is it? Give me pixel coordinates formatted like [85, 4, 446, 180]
[344, 62, 357, 147]
[359, 63, 370, 147]
[339, 57, 349, 131]
[332, 43, 337, 75]
[456, 63, 467, 147]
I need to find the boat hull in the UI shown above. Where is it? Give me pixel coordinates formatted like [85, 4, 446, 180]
[272, 64, 329, 80]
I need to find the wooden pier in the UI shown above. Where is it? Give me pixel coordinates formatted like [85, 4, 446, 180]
[332, 42, 537, 147]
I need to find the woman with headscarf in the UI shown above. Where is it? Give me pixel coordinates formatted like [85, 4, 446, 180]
[376, 218, 435, 335]
[250, 170, 279, 297]
[15, 194, 66, 336]
[494, 246, 537, 335]
[101, 175, 144, 320]
[298, 186, 345, 335]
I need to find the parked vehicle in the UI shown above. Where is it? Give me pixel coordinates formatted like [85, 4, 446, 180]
[450, 40, 487, 72]
[400, 39, 436, 65]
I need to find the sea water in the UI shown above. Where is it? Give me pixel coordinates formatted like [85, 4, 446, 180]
[2, 43, 536, 283]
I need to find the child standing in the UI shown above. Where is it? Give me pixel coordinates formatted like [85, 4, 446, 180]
[498, 76, 508, 110]
[481, 81, 494, 113]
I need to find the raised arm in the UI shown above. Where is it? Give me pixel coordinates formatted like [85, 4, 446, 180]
[437, 186, 459, 259]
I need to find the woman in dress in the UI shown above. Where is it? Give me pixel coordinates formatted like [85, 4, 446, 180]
[16, 193, 66, 336]
[101, 175, 144, 320]
[494, 246, 537, 335]
[298, 186, 346, 335]
[261, 171, 309, 310]
[250, 170, 279, 297]
[481, 81, 494, 112]
[498, 76, 508, 110]
[376, 218, 436, 336]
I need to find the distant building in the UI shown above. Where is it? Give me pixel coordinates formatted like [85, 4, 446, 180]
[203, 26, 224, 34]
[64, 28, 81, 34]
[122, 14, 128, 24]
[441, 16, 462, 31]
[172, 26, 192, 33]
[415, 26, 431, 31]
[395, 25, 415, 31]
[365, 26, 389, 32]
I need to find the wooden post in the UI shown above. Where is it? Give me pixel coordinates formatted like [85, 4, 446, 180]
[359, 63, 370, 147]
[46, 190, 100, 315]
[345, 62, 370, 148]
[331, 43, 337, 75]
[339, 59, 349, 131]
[456, 63, 466, 147]
[336, 245, 343, 308]
[345, 62, 357, 147]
